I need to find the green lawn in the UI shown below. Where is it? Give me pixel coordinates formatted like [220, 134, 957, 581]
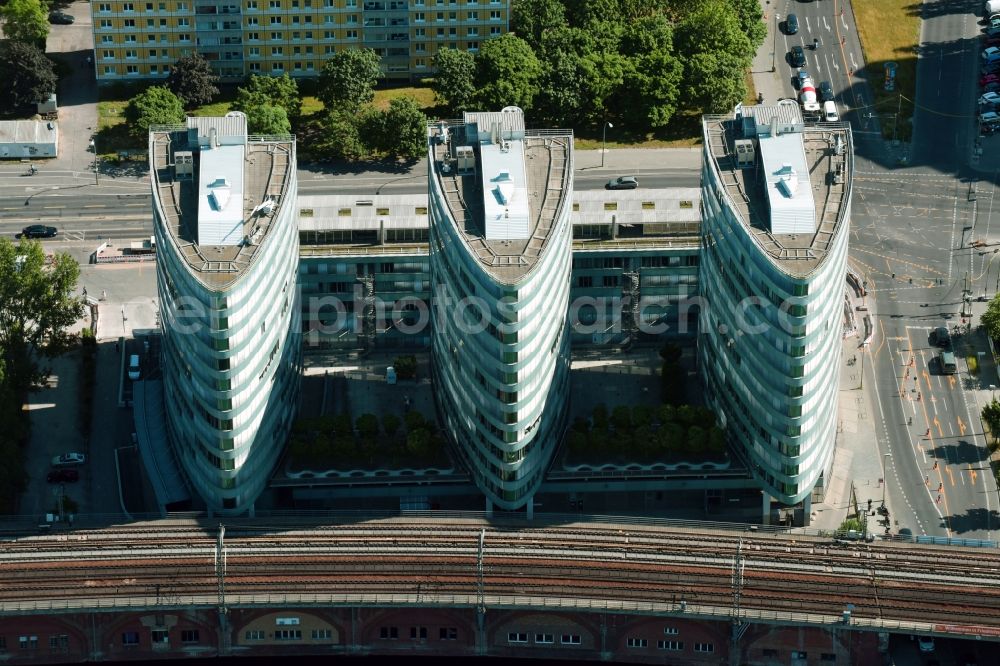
[853, 0, 920, 140]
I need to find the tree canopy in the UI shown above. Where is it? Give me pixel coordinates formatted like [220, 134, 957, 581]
[123, 86, 185, 141]
[0, 0, 49, 45]
[982, 294, 1000, 341]
[318, 48, 382, 113]
[510, 0, 566, 50]
[243, 103, 291, 135]
[432, 48, 476, 115]
[0, 238, 83, 392]
[0, 40, 56, 112]
[233, 73, 302, 123]
[166, 53, 220, 107]
[474, 34, 542, 110]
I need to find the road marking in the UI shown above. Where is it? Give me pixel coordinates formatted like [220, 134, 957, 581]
[934, 416, 943, 437]
[970, 465, 978, 483]
[946, 466, 956, 487]
[949, 375, 956, 389]
[841, 13, 849, 32]
[957, 415, 967, 436]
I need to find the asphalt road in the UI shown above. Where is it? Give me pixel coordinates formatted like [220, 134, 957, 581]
[853, 169, 997, 541]
[0, 153, 702, 243]
[770, 0, 864, 122]
[912, 0, 981, 168]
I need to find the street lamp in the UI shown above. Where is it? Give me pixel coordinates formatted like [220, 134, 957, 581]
[772, 13, 780, 73]
[601, 121, 613, 168]
[89, 137, 99, 185]
[881, 453, 892, 507]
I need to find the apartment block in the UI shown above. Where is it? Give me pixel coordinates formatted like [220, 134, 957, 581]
[90, 0, 510, 83]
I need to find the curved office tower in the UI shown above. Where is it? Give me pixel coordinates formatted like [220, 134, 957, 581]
[427, 108, 573, 511]
[150, 113, 301, 515]
[699, 104, 852, 512]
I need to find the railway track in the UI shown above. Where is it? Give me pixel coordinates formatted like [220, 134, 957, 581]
[1, 518, 997, 632]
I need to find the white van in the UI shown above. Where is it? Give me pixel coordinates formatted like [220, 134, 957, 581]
[987, 0, 1000, 15]
[128, 354, 141, 380]
[823, 101, 840, 122]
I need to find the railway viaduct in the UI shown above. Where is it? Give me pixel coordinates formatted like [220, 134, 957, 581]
[0, 516, 997, 665]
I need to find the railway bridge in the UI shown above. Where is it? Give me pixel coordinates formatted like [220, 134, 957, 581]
[0, 515, 997, 665]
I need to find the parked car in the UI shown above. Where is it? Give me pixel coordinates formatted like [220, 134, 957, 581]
[46, 469, 79, 483]
[982, 61, 1000, 75]
[983, 81, 1000, 93]
[985, 25, 1000, 36]
[983, 46, 1000, 61]
[785, 13, 799, 35]
[790, 45, 806, 67]
[606, 176, 638, 190]
[51, 453, 86, 467]
[991, 15, 1000, 29]
[980, 73, 1000, 86]
[918, 636, 936, 653]
[128, 354, 141, 381]
[819, 80, 834, 102]
[981, 111, 1000, 125]
[17, 225, 57, 239]
[823, 101, 840, 122]
[48, 11, 74, 24]
[981, 92, 1000, 107]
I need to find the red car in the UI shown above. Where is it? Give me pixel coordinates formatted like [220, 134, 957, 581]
[46, 469, 79, 483]
[981, 74, 1000, 86]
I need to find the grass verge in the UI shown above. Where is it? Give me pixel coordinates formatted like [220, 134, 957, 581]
[852, 0, 920, 141]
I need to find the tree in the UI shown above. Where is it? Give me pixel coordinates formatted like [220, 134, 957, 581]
[367, 97, 426, 159]
[404, 410, 428, 433]
[0, 238, 83, 393]
[432, 48, 476, 115]
[729, 0, 767, 50]
[317, 110, 367, 160]
[510, 0, 566, 50]
[124, 87, 185, 141]
[474, 34, 542, 110]
[233, 73, 302, 123]
[318, 48, 382, 113]
[356, 413, 380, 440]
[982, 293, 1000, 341]
[166, 53, 220, 107]
[382, 414, 401, 437]
[535, 27, 621, 127]
[675, 0, 753, 113]
[619, 16, 683, 128]
[0, 40, 56, 112]
[243, 103, 291, 135]
[0, 0, 49, 45]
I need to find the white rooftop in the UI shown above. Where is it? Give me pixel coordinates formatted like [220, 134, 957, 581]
[480, 138, 529, 240]
[759, 130, 816, 235]
[198, 142, 246, 246]
[0, 120, 58, 144]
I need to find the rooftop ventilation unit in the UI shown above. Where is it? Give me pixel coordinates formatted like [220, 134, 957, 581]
[456, 145, 475, 174]
[735, 139, 755, 168]
[174, 151, 194, 180]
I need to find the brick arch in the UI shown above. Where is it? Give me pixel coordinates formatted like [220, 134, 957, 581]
[742, 624, 862, 662]
[232, 609, 345, 645]
[488, 610, 601, 650]
[0, 614, 90, 658]
[358, 607, 477, 644]
[98, 609, 210, 655]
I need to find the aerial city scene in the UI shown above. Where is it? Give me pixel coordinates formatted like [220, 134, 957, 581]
[0, 0, 998, 664]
